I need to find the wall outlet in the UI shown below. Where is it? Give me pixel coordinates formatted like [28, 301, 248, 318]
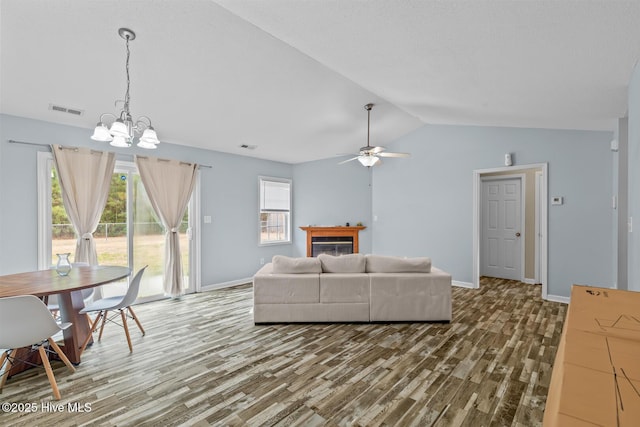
[260, 258, 265, 265]
[204, 215, 212, 224]
[629, 217, 633, 233]
[551, 196, 563, 205]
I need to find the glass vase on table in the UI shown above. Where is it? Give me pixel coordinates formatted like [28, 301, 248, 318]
[56, 253, 72, 276]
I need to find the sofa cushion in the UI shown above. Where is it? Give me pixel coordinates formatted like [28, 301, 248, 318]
[318, 253, 366, 273]
[272, 255, 322, 274]
[365, 255, 431, 273]
[369, 272, 451, 321]
[320, 273, 370, 303]
[253, 271, 320, 304]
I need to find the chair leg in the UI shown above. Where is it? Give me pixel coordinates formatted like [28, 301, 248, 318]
[48, 338, 76, 373]
[120, 309, 133, 352]
[0, 352, 6, 389]
[38, 346, 61, 400]
[85, 313, 94, 329]
[80, 311, 103, 355]
[0, 349, 16, 392]
[128, 306, 145, 336]
[98, 310, 108, 341]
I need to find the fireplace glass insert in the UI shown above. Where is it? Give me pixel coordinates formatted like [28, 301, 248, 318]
[311, 236, 354, 257]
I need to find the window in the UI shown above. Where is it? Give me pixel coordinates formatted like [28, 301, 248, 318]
[259, 176, 291, 244]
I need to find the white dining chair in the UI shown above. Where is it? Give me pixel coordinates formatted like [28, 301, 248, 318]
[0, 295, 76, 400]
[80, 266, 147, 353]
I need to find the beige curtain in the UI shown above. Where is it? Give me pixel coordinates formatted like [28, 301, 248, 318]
[135, 156, 198, 297]
[51, 145, 116, 265]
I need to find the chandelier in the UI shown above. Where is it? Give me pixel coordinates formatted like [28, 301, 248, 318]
[91, 28, 160, 149]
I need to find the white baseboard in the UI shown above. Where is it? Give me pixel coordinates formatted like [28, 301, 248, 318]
[545, 294, 570, 304]
[453, 280, 475, 289]
[522, 278, 538, 285]
[201, 277, 253, 292]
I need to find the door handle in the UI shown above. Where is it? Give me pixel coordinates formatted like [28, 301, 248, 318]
[515, 232, 521, 237]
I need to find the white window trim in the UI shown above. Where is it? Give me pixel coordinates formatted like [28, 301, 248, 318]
[258, 176, 292, 246]
[37, 151, 53, 269]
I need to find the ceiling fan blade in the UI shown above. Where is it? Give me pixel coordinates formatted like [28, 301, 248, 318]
[338, 156, 361, 165]
[378, 152, 410, 158]
[370, 146, 386, 154]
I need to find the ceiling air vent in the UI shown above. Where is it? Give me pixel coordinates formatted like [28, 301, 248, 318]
[240, 144, 257, 150]
[49, 103, 84, 116]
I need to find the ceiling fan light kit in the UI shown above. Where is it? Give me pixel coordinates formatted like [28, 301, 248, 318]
[340, 103, 410, 167]
[358, 154, 380, 167]
[91, 28, 160, 149]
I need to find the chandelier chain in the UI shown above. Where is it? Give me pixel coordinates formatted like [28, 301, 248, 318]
[124, 35, 131, 116]
[367, 106, 370, 148]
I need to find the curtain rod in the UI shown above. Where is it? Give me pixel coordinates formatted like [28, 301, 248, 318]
[7, 139, 212, 169]
[8, 139, 51, 149]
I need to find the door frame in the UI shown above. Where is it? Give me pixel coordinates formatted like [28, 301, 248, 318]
[472, 163, 548, 299]
[480, 174, 526, 282]
[534, 170, 543, 284]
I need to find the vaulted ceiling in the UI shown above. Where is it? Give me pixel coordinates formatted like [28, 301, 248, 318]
[2, 1, 639, 163]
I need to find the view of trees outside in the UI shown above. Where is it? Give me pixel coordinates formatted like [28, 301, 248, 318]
[51, 169, 189, 298]
[52, 169, 132, 241]
[260, 212, 288, 243]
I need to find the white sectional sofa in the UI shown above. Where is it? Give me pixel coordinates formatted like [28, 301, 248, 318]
[253, 254, 452, 324]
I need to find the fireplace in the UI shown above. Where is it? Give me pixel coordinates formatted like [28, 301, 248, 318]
[300, 226, 366, 257]
[311, 236, 354, 257]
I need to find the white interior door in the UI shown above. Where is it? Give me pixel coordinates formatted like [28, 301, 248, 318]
[481, 178, 522, 280]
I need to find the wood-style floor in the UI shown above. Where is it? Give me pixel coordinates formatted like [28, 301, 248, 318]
[0, 277, 566, 426]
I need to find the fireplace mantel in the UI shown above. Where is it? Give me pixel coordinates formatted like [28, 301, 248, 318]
[300, 226, 366, 257]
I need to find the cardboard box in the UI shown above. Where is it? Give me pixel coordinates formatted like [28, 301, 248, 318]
[544, 285, 640, 426]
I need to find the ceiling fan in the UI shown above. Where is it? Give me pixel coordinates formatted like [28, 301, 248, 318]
[339, 103, 410, 167]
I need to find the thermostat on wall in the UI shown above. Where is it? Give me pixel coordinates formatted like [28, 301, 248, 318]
[552, 196, 564, 205]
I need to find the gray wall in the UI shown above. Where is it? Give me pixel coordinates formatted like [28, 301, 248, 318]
[0, 113, 620, 299]
[371, 124, 614, 298]
[292, 157, 373, 257]
[0, 114, 293, 284]
[628, 62, 640, 292]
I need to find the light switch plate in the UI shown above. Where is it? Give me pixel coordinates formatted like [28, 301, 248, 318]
[551, 196, 563, 205]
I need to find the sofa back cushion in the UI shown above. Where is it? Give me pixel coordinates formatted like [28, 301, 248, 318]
[318, 253, 366, 273]
[365, 255, 431, 273]
[272, 255, 322, 274]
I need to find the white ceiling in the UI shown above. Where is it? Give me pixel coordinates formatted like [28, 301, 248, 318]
[2, 0, 640, 164]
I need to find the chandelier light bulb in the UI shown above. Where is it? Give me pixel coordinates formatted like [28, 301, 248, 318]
[90, 123, 113, 142]
[109, 119, 129, 138]
[110, 135, 131, 148]
[140, 127, 159, 144]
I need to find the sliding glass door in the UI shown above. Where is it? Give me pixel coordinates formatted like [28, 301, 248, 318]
[47, 158, 195, 301]
[131, 169, 190, 300]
